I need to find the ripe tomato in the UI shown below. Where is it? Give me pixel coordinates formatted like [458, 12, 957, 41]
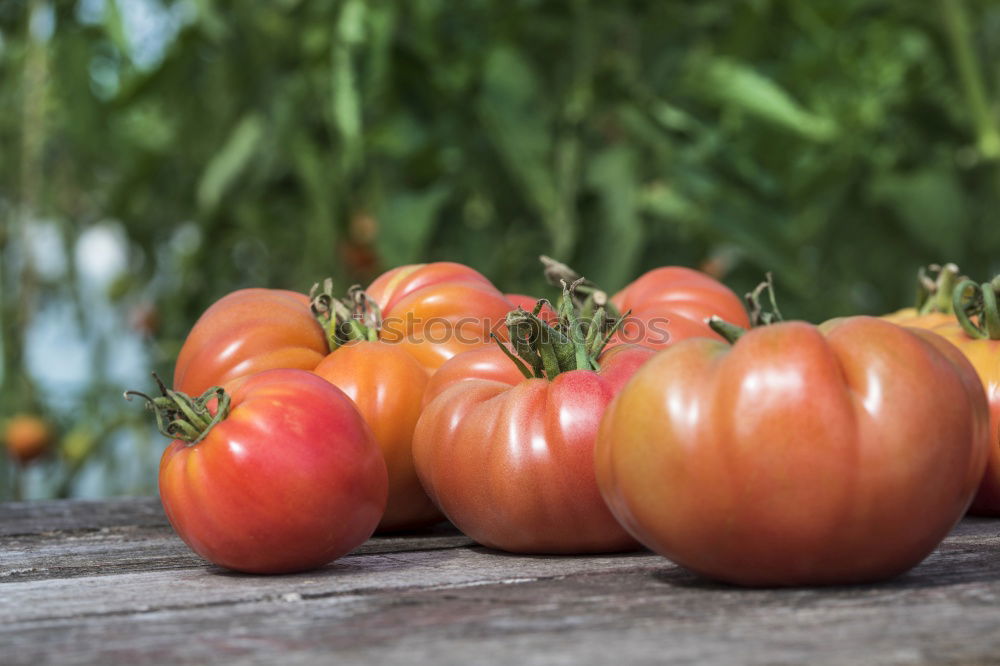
[610, 267, 750, 348]
[144, 369, 387, 574]
[313, 341, 441, 531]
[172, 263, 510, 532]
[368, 262, 513, 370]
[413, 300, 656, 553]
[596, 317, 989, 586]
[173, 289, 326, 396]
[540, 256, 748, 350]
[3, 414, 52, 464]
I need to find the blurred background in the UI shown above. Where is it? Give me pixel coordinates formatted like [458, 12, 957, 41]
[2, 0, 1000, 499]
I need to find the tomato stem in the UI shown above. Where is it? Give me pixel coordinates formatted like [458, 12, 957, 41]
[497, 278, 625, 380]
[745, 272, 784, 327]
[540, 255, 622, 321]
[916, 263, 963, 315]
[707, 316, 747, 344]
[953, 277, 1000, 340]
[124, 373, 231, 445]
[310, 280, 381, 350]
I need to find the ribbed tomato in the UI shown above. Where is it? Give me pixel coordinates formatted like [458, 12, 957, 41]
[413, 301, 656, 554]
[540, 256, 749, 349]
[596, 316, 989, 586]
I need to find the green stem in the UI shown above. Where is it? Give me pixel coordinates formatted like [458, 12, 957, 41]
[916, 263, 962, 315]
[745, 272, 783, 327]
[309, 280, 381, 349]
[124, 374, 231, 445]
[708, 316, 748, 344]
[496, 278, 626, 380]
[953, 278, 1000, 339]
[940, 0, 1000, 161]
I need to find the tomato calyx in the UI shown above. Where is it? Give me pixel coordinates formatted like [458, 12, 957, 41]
[310, 279, 381, 351]
[493, 278, 627, 380]
[953, 275, 1000, 340]
[540, 255, 623, 325]
[708, 272, 784, 344]
[125, 373, 230, 445]
[915, 263, 963, 316]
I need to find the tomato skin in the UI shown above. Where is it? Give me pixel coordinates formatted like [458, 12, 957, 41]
[367, 262, 513, 371]
[313, 341, 441, 531]
[880, 309, 1000, 515]
[159, 369, 387, 574]
[4, 414, 52, 463]
[610, 267, 749, 349]
[413, 345, 654, 554]
[173, 289, 327, 396]
[596, 317, 989, 586]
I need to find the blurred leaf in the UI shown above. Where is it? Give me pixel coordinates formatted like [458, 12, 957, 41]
[478, 46, 568, 256]
[196, 113, 264, 215]
[585, 146, 644, 288]
[375, 186, 450, 267]
[689, 55, 837, 142]
[870, 166, 968, 258]
[332, 0, 365, 171]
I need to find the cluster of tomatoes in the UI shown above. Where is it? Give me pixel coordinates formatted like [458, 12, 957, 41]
[129, 260, 1000, 586]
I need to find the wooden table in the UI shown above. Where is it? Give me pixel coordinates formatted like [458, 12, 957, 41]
[2, 498, 1000, 665]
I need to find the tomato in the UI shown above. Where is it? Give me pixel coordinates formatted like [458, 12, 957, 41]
[540, 256, 749, 350]
[368, 262, 513, 370]
[413, 299, 656, 554]
[880, 267, 1000, 515]
[136, 369, 386, 574]
[595, 316, 989, 586]
[610, 267, 751, 348]
[4, 414, 52, 464]
[314, 341, 441, 531]
[172, 263, 510, 532]
[173, 289, 326, 396]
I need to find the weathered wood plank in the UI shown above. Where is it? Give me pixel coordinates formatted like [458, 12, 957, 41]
[2, 498, 1000, 666]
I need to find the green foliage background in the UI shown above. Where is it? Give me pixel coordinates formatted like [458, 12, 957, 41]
[2, 0, 999, 498]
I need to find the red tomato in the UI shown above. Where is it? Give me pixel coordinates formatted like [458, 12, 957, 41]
[313, 341, 441, 531]
[153, 369, 387, 574]
[172, 263, 510, 532]
[596, 317, 989, 586]
[413, 343, 655, 554]
[173, 289, 326, 396]
[368, 262, 514, 370]
[610, 267, 750, 349]
[3, 414, 52, 464]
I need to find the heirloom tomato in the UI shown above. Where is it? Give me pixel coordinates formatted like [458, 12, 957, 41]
[881, 265, 1000, 515]
[313, 340, 441, 530]
[413, 296, 655, 554]
[540, 256, 748, 350]
[130, 369, 387, 574]
[172, 264, 510, 531]
[596, 315, 989, 587]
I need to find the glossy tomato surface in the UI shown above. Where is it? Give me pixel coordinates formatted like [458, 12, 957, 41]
[159, 369, 387, 574]
[368, 262, 513, 371]
[313, 341, 441, 531]
[173, 289, 327, 396]
[596, 317, 989, 586]
[888, 318, 1000, 515]
[413, 344, 654, 554]
[610, 267, 749, 349]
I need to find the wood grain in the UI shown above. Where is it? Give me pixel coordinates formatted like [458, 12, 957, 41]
[2, 499, 999, 665]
